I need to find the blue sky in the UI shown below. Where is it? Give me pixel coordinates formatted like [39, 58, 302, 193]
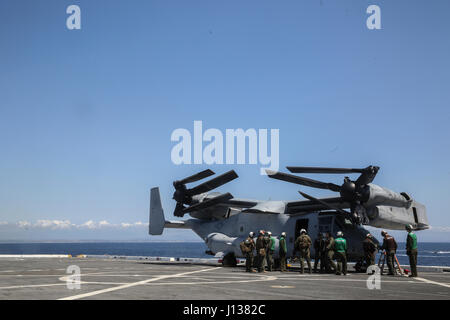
[0, 0, 449, 241]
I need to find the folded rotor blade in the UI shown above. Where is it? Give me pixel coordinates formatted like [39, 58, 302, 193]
[173, 202, 186, 217]
[355, 166, 379, 186]
[266, 170, 341, 192]
[182, 193, 233, 214]
[298, 191, 350, 216]
[187, 170, 238, 196]
[178, 169, 215, 185]
[287, 165, 380, 186]
[287, 166, 365, 174]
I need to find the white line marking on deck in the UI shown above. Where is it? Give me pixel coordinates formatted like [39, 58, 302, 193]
[141, 275, 277, 286]
[58, 267, 221, 300]
[0, 283, 67, 290]
[414, 277, 450, 288]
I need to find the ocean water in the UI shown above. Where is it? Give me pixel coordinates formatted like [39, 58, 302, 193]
[394, 243, 450, 266]
[0, 242, 211, 258]
[0, 242, 449, 266]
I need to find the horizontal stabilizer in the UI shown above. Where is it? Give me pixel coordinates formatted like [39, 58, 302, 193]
[165, 220, 190, 229]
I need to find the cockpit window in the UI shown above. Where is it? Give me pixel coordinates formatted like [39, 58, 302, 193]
[335, 215, 353, 230]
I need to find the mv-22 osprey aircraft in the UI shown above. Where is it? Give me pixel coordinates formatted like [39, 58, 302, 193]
[149, 166, 429, 267]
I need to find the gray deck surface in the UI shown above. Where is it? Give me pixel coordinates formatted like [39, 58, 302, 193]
[0, 257, 449, 300]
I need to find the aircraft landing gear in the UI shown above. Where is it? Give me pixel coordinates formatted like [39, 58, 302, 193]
[354, 258, 366, 273]
[273, 258, 281, 270]
[222, 252, 237, 267]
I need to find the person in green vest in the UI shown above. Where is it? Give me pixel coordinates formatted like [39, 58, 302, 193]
[334, 231, 348, 276]
[265, 231, 276, 272]
[279, 232, 288, 272]
[406, 224, 418, 277]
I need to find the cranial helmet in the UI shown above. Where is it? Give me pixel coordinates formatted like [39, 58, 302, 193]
[267, 231, 272, 236]
[381, 230, 387, 236]
[281, 232, 286, 237]
[300, 229, 306, 234]
[337, 231, 343, 237]
[405, 224, 413, 231]
[249, 232, 254, 237]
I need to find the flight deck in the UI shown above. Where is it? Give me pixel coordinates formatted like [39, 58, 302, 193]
[0, 256, 449, 300]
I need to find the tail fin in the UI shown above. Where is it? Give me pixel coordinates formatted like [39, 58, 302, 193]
[149, 187, 165, 235]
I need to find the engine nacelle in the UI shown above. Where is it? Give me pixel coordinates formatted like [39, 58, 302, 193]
[366, 202, 429, 230]
[364, 184, 412, 208]
[362, 184, 429, 230]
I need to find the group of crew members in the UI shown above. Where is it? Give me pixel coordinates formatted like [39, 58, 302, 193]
[240, 224, 418, 277]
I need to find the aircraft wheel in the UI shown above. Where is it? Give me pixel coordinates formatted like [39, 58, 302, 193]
[222, 253, 237, 267]
[354, 258, 366, 273]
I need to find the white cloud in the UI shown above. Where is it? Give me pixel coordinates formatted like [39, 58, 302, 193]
[34, 220, 73, 230]
[133, 221, 148, 227]
[120, 221, 148, 228]
[8, 219, 150, 232]
[17, 221, 31, 228]
[80, 220, 97, 229]
[78, 220, 147, 230]
[98, 220, 110, 227]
